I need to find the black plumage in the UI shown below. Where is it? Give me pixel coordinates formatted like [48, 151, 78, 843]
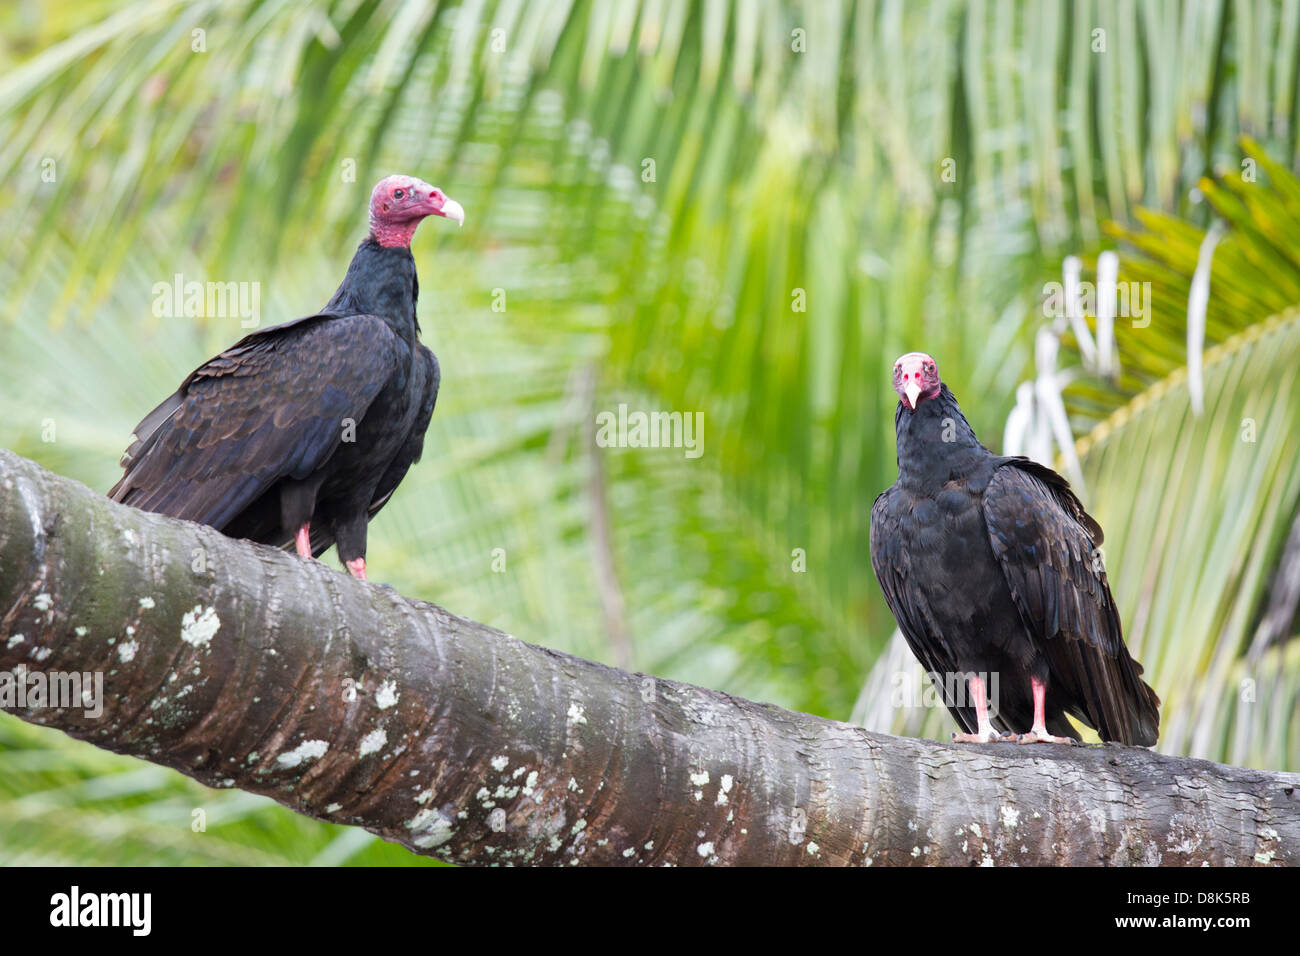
[110, 175, 460, 579]
[869, 353, 1160, 746]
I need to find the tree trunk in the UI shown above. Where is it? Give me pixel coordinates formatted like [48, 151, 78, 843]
[1, 449, 1296, 866]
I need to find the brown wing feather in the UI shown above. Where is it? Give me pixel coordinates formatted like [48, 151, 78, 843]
[982, 462, 1160, 745]
[870, 487, 980, 735]
[110, 314, 403, 531]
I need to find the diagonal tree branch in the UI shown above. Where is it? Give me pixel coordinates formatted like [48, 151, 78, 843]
[0, 448, 1296, 866]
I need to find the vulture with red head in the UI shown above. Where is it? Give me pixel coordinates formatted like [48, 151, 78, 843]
[110, 175, 464, 580]
[870, 352, 1160, 745]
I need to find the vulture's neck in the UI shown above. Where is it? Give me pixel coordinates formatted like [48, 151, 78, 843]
[323, 238, 421, 343]
[893, 384, 992, 492]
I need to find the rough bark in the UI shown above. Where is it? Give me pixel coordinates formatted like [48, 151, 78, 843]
[1, 448, 1296, 866]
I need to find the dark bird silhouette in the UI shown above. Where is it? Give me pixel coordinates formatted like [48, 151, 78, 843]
[869, 352, 1160, 745]
[109, 175, 464, 581]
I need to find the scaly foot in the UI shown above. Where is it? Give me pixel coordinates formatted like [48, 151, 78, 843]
[1016, 727, 1075, 745]
[1016, 679, 1075, 744]
[952, 729, 1017, 744]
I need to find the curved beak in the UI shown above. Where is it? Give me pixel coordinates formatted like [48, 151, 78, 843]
[904, 380, 921, 410]
[436, 197, 465, 227]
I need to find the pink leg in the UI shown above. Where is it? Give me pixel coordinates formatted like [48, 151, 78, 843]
[1017, 677, 1075, 745]
[295, 524, 312, 559]
[951, 675, 1012, 743]
[345, 557, 367, 581]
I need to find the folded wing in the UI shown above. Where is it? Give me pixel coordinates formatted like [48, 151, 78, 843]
[109, 314, 404, 530]
[981, 460, 1160, 745]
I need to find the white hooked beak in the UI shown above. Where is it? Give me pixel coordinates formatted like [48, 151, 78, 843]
[439, 198, 465, 227]
[904, 380, 922, 409]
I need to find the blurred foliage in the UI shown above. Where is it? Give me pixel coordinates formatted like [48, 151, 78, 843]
[2, 0, 1299, 864]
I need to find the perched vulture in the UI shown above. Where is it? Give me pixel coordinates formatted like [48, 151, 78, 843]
[869, 352, 1160, 745]
[109, 175, 463, 580]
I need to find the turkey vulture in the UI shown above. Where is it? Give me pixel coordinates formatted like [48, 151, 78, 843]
[869, 352, 1160, 745]
[109, 175, 464, 581]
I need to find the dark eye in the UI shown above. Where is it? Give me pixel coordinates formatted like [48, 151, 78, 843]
[393, 188, 404, 199]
